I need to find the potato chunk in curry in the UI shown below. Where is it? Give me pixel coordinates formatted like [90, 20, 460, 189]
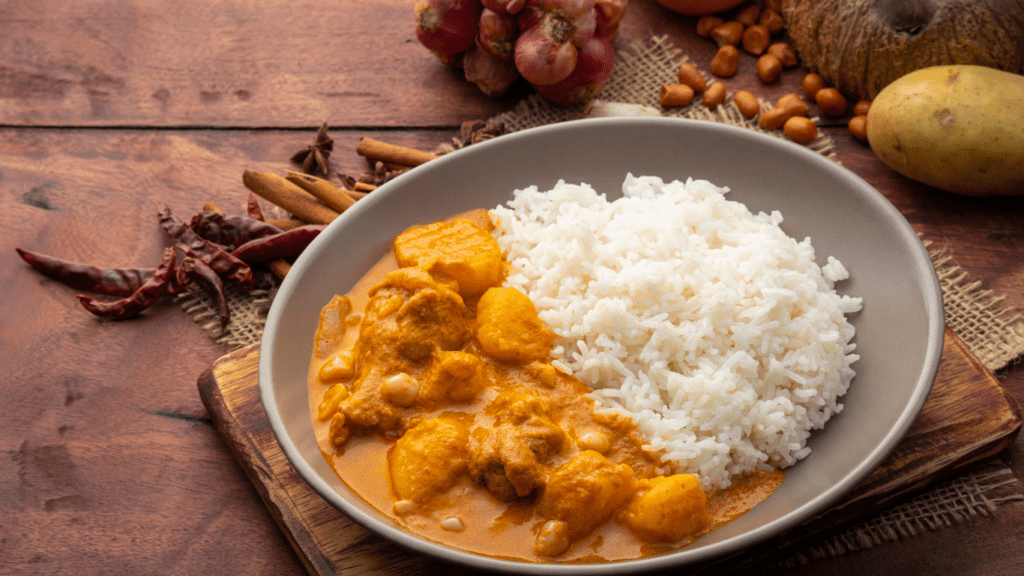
[394, 218, 503, 299]
[475, 286, 553, 364]
[389, 417, 469, 504]
[620, 474, 712, 543]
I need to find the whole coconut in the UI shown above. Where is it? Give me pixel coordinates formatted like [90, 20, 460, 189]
[782, 0, 1024, 101]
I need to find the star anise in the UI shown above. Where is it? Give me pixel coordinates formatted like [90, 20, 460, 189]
[434, 120, 507, 154]
[291, 122, 334, 177]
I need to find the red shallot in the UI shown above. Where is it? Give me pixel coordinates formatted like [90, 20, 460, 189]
[415, 0, 483, 58]
[514, 22, 578, 85]
[477, 8, 519, 60]
[594, 0, 627, 39]
[463, 44, 521, 95]
[532, 33, 614, 104]
[414, 0, 627, 104]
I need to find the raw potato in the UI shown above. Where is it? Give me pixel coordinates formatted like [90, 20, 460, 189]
[866, 65, 1024, 196]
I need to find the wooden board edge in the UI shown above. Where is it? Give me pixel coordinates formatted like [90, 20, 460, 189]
[197, 351, 337, 576]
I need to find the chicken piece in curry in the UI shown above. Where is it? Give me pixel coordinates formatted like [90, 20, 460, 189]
[308, 210, 782, 562]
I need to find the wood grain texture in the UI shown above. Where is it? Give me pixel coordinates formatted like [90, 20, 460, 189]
[0, 0, 514, 127]
[196, 328, 1021, 576]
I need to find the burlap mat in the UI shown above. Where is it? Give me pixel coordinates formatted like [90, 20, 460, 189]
[181, 34, 1024, 568]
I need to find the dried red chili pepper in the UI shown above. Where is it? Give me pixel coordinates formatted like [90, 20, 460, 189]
[231, 224, 325, 264]
[188, 211, 283, 248]
[247, 193, 266, 221]
[16, 248, 155, 297]
[78, 247, 176, 320]
[180, 257, 229, 331]
[157, 203, 255, 292]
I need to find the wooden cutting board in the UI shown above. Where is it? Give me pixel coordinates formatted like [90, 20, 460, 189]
[197, 327, 1021, 576]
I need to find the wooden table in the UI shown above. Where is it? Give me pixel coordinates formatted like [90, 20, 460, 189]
[2, 1, 1022, 574]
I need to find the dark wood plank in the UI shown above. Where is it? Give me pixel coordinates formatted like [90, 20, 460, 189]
[196, 328, 1020, 575]
[0, 0, 517, 128]
[0, 263, 303, 574]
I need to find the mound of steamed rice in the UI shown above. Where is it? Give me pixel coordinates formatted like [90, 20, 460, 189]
[489, 174, 862, 491]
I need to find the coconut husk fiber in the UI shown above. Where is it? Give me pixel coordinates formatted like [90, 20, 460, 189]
[781, 0, 1024, 100]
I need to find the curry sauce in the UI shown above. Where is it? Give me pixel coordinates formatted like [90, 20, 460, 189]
[307, 209, 783, 562]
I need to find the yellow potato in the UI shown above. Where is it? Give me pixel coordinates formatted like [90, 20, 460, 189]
[620, 474, 711, 543]
[389, 418, 469, 503]
[475, 286, 553, 364]
[866, 65, 1024, 196]
[393, 217, 504, 298]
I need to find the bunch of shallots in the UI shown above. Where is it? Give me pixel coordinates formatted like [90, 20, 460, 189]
[415, 0, 627, 105]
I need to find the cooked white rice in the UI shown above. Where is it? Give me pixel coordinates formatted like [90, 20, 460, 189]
[489, 174, 862, 491]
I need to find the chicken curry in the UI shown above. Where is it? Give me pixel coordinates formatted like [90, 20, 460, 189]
[308, 210, 783, 562]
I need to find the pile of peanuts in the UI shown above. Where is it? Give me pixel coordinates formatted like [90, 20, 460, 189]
[803, 72, 872, 142]
[658, 0, 871, 145]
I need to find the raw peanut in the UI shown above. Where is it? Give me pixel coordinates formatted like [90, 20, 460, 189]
[767, 43, 798, 67]
[816, 87, 848, 116]
[759, 94, 808, 130]
[777, 93, 810, 116]
[764, 0, 783, 12]
[735, 4, 761, 27]
[696, 15, 725, 38]
[853, 100, 872, 116]
[756, 53, 782, 82]
[742, 25, 771, 56]
[710, 45, 740, 77]
[733, 90, 760, 118]
[676, 62, 707, 93]
[703, 81, 726, 110]
[802, 73, 825, 100]
[848, 115, 868, 142]
[758, 106, 793, 130]
[759, 9, 784, 35]
[710, 21, 744, 47]
[660, 84, 695, 107]
[784, 116, 818, 144]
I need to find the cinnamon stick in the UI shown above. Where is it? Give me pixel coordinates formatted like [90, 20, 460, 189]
[352, 182, 376, 193]
[267, 259, 292, 280]
[265, 217, 307, 231]
[242, 170, 339, 225]
[356, 137, 438, 167]
[285, 171, 357, 213]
